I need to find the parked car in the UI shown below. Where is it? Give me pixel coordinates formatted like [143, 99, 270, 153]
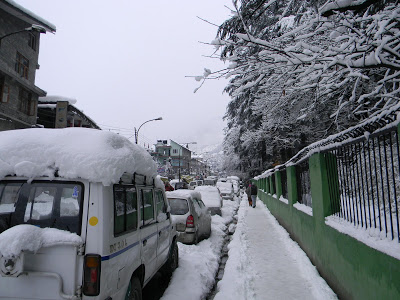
[227, 176, 241, 196]
[216, 181, 235, 200]
[194, 186, 223, 216]
[166, 190, 211, 244]
[175, 181, 188, 190]
[203, 178, 216, 186]
[189, 180, 204, 190]
[169, 179, 179, 189]
[189, 180, 198, 190]
[0, 128, 178, 300]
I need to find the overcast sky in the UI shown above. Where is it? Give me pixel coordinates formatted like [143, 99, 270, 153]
[14, 0, 233, 152]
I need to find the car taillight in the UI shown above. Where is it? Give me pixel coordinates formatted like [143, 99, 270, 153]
[83, 254, 101, 296]
[186, 215, 194, 228]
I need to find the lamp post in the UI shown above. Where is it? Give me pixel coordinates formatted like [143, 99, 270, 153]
[134, 117, 162, 144]
[0, 25, 47, 43]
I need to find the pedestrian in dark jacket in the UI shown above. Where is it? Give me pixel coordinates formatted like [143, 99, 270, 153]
[245, 182, 252, 206]
[248, 182, 257, 208]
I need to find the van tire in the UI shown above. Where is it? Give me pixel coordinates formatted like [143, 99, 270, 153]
[126, 276, 142, 300]
[162, 240, 179, 278]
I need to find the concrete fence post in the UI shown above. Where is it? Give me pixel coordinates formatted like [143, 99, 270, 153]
[269, 175, 275, 195]
[275, 171, 282, 199]
[309, 153, 332, 224]
[286, 165, 297, 206]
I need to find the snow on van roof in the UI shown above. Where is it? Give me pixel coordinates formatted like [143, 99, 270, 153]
[0, 128, 157, 185]
[0, 224, 82, 259]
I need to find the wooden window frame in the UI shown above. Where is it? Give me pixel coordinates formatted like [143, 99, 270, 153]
[1, 83, 10, 103]
[28, 33, 36, 51]
[15, 52, 29, 79]
[18, 88, 35, 116]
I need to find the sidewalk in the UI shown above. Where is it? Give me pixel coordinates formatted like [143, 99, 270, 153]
[214, 195, 337, 300]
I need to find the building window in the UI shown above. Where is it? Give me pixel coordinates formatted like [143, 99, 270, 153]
[19, 88, 35, 116]
[1, 84, 10, 103]
[173, 149, 177, 154]
[15, 52, 29, 79]
[28, 33, 36, 51]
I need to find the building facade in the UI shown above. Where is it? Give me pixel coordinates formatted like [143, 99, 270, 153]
[0, 0, 55, 131]
[170, 140, 192, 176]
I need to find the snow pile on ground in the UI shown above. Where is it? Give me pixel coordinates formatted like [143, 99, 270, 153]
[194, 186, 222, 208]
[256, 201, 337, 300]
[0, 128, 157, 185]
[161, 200, 239, 300]
[0, 224, 82, 259]
[214, 196, 337, 300]
[214, 195, 254, 300]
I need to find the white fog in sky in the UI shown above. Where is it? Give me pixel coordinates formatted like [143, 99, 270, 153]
[14, 0, 233, 151]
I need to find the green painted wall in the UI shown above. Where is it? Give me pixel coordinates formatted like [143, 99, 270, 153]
[257, 153, 400, 300]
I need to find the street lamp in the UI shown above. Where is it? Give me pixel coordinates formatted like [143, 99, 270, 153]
[0, 24, 47, 43]
[134, 117, 162, 144]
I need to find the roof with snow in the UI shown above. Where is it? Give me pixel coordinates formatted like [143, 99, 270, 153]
[1, 0, 56, 32]
[39, 95, 77, 105]
[165, 190, 202, 200]
[0, 128, 157, 185]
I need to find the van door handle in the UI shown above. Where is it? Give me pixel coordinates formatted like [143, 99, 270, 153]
[143, 239, 147, 246]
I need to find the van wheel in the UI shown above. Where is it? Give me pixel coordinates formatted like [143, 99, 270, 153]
[162, 240, 179, 278]
[125, 276, 142, 300]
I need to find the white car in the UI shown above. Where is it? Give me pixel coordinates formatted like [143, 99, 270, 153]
[194, 186, 223, 216]
[216, 181, 234, 200]
[0, 128, 178, 300]
[166, 190, 211, 244]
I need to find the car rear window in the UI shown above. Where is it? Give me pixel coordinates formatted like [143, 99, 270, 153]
[0, 180, 83, 235]
[169, 198, 189, 215]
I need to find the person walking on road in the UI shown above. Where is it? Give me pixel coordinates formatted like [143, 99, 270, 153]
[245, 182, 252, 206]
[250, 181, 258, 208]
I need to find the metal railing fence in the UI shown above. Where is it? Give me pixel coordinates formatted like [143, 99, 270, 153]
[296, 160, 312, 207]
[324, 128, 400, 242]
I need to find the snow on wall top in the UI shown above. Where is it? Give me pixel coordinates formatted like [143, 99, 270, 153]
[0, 225, 82, 259]
[4, 0, 56, 32]
[38, 95, 77, 105]
[0, 128, 157, 185]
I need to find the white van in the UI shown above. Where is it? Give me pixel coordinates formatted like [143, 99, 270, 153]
[0, 128, 178, 300]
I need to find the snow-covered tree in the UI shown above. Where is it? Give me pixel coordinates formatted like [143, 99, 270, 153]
[206, 0, 400, 176]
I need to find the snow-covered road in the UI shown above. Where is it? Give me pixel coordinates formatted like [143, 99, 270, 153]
[160, 194, 337, 300]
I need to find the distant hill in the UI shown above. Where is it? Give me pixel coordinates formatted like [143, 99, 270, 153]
[196, 143, 224, 173]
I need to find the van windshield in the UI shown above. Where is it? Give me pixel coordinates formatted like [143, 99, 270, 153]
[168, 198, 189, 215]
[0, 181, 84, 235]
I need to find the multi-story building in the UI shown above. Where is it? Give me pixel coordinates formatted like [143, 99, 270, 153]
[151, 140, 193, 177]
[0, 0, 55, 131]
[170, 140, 191, 176]
[151, 140, 172, 175]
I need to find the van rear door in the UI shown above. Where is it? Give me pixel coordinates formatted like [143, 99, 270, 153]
[0, 179, 87, 299]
